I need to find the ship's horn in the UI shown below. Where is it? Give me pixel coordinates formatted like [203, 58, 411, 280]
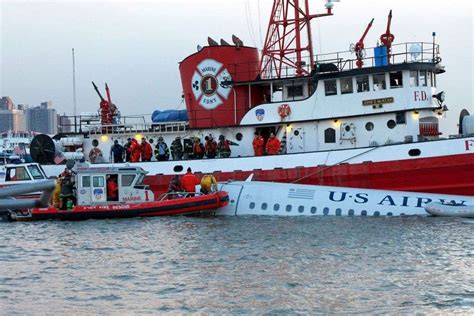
[207, 37, 219, 46]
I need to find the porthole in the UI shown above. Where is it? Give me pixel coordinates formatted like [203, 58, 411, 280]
[409, 149, 421, 156]
[149, 138, 154, 144]
[298, 206, 304, 213]
[387, 212, 393, 216]
[173, 165, 183, 172]
[323, 207, 329, 215]
[335, 208, 342, 216]
[374, 211, 380, 217]
[361, 210, 367, 216]
[274, 204, 280, 211]
[249, 202, 255, 209]
[365, 122, 374, 131]
[348, 209, 355, 216]
[92, 139, 99, 147]
[294, 130, 300, 136]
[310, 207, 317, 214]
[236, 133, 243, 141]
[286, 205, 292, 212]
[387, 120, 396, 129]
[345, 125, 351, 132]
[261, 203, 268, 210]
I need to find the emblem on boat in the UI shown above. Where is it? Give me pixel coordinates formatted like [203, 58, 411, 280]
[191, 59, 233, 110]
[255, 109, 265, 121]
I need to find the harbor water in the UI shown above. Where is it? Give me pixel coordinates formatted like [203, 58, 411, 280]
[1, 216, 473, 314]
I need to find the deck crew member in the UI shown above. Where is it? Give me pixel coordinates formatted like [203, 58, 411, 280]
[205, 135, 217, 158]
[170, 136, 183, 160]
[130, 138, 141, 162]
[266, 132, 281, 155]
[217, 135, 231, 158]
[252, 132, 265, 156]
[181, 167, 199, 196]
[141, 138, 153, 162]
[106, 175, 119, 201]
[155, 136, 170, 161]
[124, 138, 132, 162]
[193, 138, 205, 159]
[60, 173, 75, 210]
[200, 173, 217, 194]
[167, 175, 182, 199]
[110, 140, 124, 163]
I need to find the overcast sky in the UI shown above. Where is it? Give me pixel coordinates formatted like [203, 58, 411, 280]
[1, 0, 473, 118]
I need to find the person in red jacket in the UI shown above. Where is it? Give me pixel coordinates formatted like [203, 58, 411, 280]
[181, 167, 200, 196]
[130, 138, 142, 162]
[252, 132, 265, 156]
[266, 132, 281, 155]
[106, 175, 118, 201]
[141, 138, 153, 162]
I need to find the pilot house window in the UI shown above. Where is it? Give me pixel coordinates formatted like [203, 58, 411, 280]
[410, 71, 419, 87]
[324, 80, 337, 96]
[287, 85, 304, 98]
[324, 128, 336, 143]
[390, 71, 403, 88]
[340, 78, 353, 94]
[356, 76, 369, 93]
[373, 74, 386, 90]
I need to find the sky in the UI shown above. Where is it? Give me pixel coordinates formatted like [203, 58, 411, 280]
[1, 0, 473, 119]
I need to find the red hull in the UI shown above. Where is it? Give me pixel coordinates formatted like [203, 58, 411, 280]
[144, 153, 474, 196]
[11, 191, 229, 221]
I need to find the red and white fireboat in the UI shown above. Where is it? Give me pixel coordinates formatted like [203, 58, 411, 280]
[36, 0, 473, 197]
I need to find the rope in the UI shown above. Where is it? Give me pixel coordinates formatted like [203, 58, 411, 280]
[291, 145, 380, 184]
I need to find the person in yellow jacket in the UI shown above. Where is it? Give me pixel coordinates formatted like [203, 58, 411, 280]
[200, 174, 217, 194]
[52, 176, 62, 208]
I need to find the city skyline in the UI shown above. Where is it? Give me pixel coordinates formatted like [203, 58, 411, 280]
[1, 0, 473, 119]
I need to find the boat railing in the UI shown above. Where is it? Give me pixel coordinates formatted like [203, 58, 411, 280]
[229, 41, 441, 81]
[59, 114, 189, 135]
[158, 191, 208, 201]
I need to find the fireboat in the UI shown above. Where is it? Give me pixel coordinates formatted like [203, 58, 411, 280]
[30, 0, 473, 197]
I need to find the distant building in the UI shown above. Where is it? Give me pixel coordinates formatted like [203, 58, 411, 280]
[0, 109, 26, 132]
[40, 101, 53, 109]
[0, 96, 15, 110]
[26, 106, 58, 134]
[58, 114, 72, 133]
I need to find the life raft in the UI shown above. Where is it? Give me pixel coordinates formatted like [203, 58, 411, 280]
[278, 104, 291, 118]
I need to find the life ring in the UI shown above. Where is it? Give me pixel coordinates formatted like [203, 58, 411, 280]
[278, 104, 291, 118]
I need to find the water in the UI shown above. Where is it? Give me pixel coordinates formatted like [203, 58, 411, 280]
[1, 216, 473, 314]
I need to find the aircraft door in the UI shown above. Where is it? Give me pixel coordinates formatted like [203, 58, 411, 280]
[216, 182, 244, 216]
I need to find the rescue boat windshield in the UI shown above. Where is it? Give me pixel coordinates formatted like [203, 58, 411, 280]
[28, 165, 45, 180]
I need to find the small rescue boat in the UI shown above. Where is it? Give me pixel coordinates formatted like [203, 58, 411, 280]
[8, 165, 229, 221]
[424, 202, 474, 218]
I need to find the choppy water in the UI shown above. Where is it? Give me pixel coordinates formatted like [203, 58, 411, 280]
[1, 216, 473, 314]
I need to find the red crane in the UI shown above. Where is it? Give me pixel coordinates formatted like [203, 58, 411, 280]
[351, 18, 374, 69]
[380, 10, 395, 63]
[260, 0, 338, 79]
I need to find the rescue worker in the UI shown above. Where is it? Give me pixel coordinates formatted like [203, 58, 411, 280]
[193, 137, 205, 159]
[170, 136, 183, 160]
[200, 173, 217, 194]
[167, 175, 182, 199]
[252, 132, 265, 156]
[266, 132, 281, 155]
[124, 138, 132, 162]
[154, 136, 170, 161]
[60, 173, 75, 210]
[106, 175, 119, 201]
[217, 135, 231, 158]
[205, 135, 217, 158]
[181, 167, 199, 196]
[141, 138, 153, 162]
[110, 139, 124, 163]
[52, 174, 62, 208]
[184, 138, 194, 160]
[130, 138, 141, 162]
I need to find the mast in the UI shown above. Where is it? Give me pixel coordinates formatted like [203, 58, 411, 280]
[72, 48, 77, 117]
[260, 0, 338, 79]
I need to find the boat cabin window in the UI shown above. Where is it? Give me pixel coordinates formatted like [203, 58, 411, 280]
[324, 128, 336, 143]
[324, 80, 337, 96]
[6, 166, 31, 181]
[93, 176, 105, 187]
[27, 165, 44, 180]
[410, 71, 419, 87]
[82, 176, 91, 187]
[286, 84, 304, 99]
[427, 72, 432, 87]
[340, 78, 353, 94]
[372, 74, 386, 90]
[136, 174, 145, 186]
[419, 70, 427, 87]
[121, 174, 136, 187]
[356, 76, 369, 93]
[396, 112, 406, 124]
[390, 71, 403, 88]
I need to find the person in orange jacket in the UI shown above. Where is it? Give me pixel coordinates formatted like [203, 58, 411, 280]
[141, 138, 153, 162]
[130, 138, 141, 162]
[107, 175, 119, 201]
[252, 132, 265, 156]
[181, 167, 199, 196]
[266, 132, 281, 155]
